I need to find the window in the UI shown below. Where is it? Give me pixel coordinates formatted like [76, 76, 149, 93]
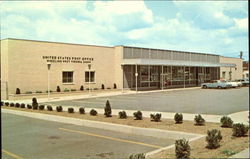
[222, 71, 226, 79]
[62, 72, 73, 83]
[229, 71, 232, 80]
[85, 71, 95, 82]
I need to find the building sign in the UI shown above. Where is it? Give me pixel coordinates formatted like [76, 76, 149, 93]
[42, 56, 94, 64]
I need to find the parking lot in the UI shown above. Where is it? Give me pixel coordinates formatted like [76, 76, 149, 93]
[46, 87, 249, 115]
[2, 113, 175, 159]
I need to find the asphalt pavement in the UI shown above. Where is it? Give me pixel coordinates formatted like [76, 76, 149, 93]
[2, 113, 175, 159]
[45, 87, 249, 115]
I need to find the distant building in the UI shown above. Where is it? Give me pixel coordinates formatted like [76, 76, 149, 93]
[243, 61, 249, 79]
[220, 56, 243, 80]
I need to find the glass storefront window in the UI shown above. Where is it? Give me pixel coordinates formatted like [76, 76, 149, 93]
[140, 66, 149, 82]
[150, 66, 159, 82]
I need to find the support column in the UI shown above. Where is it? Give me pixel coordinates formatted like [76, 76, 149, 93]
[135, 65, 138, 93]
[161, 65, 163, 90]
[204, 67, 206, 82]
[171, 66, 172, 87]
[122, 65, 124, 93]
[184, 66, 185, 88]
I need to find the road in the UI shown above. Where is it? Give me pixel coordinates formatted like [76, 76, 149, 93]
[2, 113, 174, 159]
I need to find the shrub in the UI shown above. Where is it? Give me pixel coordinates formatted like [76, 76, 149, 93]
[133, 111, 143, 120]
[90, 109, 97, 116]
[64, 88, 70, 92]
[39, 105, 45, 110]
[15, 103, 20, 108]
[79, 107, 85, 114]
[56, 106, 63, 112]
[194, 114, 205, 125]
[57, 86, 61, 92]
[27, 104, 32, 109]
[206, 129, 222, 149]
[232, 123, 249, 137]
[25, 91, 32, 94]
[68, 107, 74, 113]
[113, 83, 117, 89]
[1, 101, 3, 106]
[220, 116, 233, 128]
[16, 88, 21, 94]
[36, 91, 42, 93]
[107, 87, 111, 89]
[80, 85, 84, 91]
[175, 139, 191, 159]
[71, 89, 76, 91]
[20, 103, 25, 108]
[104, 100, 112, 117]
[119, 111, 127, 119]
[101, 84, 105, 89]
[5, 102, 9, 106]
[174, 113, 183, 124]
[150, 113, 162, 122]
[93, 88, 98, 90]
[10, 103, 15, 107]
[221, 150, 237, 156]
[32, 97, 38, 109]
[129, 153, 145, 159]
[46, 90, 52, 93]
[47, 105, 53, 111]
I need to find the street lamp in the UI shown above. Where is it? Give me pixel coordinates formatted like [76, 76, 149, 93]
[47, 62, 51, 101]
[88, 64, 91, 96]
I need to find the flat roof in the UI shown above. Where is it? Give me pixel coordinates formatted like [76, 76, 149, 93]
[1, 38, 114, 49]
[122, 45, 219, 57]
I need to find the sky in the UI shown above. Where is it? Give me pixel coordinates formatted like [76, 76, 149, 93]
[0, 1, 249, 60]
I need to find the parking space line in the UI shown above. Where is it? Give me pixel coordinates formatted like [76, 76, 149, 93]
[2, 149, 23, 159]
[59, 127, 163, 149]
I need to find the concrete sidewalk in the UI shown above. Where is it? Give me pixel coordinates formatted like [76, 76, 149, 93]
[46, 106, 250, 124]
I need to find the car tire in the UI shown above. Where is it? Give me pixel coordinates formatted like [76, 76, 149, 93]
[217, 86, 222, 89]
[202, 85, 207, 89]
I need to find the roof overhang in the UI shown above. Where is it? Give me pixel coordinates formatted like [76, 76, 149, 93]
[121, 59, 236, 67]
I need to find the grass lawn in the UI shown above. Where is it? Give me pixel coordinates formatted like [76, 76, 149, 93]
[2, 106, 249, 158]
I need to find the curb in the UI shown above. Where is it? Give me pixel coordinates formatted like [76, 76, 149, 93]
[145, 135, 205, 158]
[229, 148, 249, 158]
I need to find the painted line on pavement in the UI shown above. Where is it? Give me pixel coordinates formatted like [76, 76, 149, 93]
[2, 149, 24, 159]
[59, 127, 163, 149]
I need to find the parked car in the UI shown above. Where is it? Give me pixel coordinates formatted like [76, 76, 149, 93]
[236, 78, 249, 86]
[201, 80, 232, 89]
[225, 80, 242, 88]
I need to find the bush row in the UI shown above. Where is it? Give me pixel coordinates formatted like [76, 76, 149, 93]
[2, 100, 249, 131]
[15, 83, 118, 94]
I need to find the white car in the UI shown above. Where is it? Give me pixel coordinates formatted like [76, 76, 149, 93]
[226, 80, 242, 88]
[236, 78, 249, 86]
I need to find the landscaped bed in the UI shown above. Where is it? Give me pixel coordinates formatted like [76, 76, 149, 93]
[2, 106, 249, 158]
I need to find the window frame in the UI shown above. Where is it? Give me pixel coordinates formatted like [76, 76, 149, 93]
[62, 71, 74, 84]
[85, 71, 95, 83]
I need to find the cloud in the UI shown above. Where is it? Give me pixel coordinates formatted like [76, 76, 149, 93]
[0, 1, 248, 60]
